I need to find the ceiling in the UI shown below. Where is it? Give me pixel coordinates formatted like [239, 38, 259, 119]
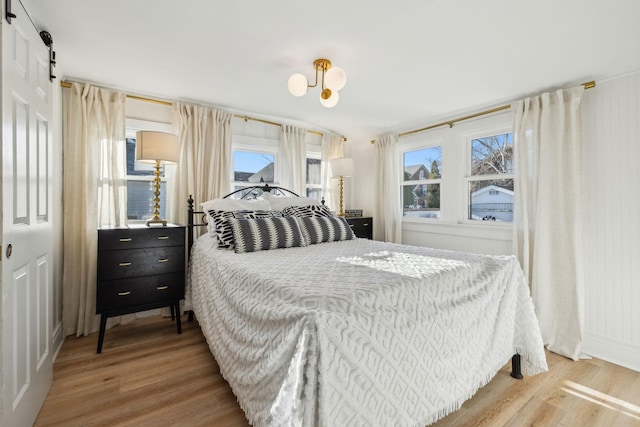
[22, 0, 640, 141]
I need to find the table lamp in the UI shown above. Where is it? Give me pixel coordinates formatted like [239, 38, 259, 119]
[329, 157, 353, 217]
[135, 131, 179, 226]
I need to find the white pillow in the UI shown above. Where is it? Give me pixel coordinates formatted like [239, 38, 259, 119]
[200, 198, 271, 213]
[261, 192, 321, 211]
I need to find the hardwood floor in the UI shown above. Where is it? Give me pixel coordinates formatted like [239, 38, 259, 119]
[35, 315, 640, 427]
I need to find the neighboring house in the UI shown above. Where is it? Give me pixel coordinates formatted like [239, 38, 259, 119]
[470, 184, 514, 222]
[248, 162, 274, 183]
[404, 164, 430, 207]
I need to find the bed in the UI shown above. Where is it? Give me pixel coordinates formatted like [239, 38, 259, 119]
[185, 186, 548, 427]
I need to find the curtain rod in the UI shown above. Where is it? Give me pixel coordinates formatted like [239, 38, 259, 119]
[60, 80, 346, 141]
[370, 80, 596, 144]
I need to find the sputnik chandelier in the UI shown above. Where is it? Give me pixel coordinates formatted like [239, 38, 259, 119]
[287, 58, 346, 108]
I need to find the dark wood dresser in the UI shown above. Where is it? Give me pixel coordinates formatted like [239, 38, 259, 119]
[96, 224, 186, 353]
[346, 217, 373, 239]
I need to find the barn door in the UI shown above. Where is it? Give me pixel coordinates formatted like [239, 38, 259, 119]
[2, 1, 55, 425]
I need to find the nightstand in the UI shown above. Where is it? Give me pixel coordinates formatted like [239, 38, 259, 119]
[346, 217, 373, 239]
[96, 224, 186, 353]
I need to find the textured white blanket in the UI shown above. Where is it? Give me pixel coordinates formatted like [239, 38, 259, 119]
[188, 237, 547, 427]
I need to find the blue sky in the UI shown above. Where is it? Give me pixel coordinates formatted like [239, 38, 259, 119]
[403, 147, 442, 169]
[234, 151, 274, 173]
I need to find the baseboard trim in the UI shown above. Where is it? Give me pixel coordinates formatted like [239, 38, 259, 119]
[582, 332, 640, 373]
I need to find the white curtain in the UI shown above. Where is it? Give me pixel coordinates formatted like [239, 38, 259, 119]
[278, 125, 307, 196]
[62, 83, 127, 337]
[512, 86, 585, 360]
[375, 134, 402, 243]
[321, 134, 344, 210]
[167, 103, 233, 227]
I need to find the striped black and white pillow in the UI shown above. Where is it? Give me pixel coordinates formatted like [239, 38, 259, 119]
[208, 209, 283, 248]
[228, 216, 307, 253]
[297, 216, 355, 244]
[282, 204, 333, 218]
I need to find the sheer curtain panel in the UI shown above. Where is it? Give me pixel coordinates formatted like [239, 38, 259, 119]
[375, 134, 402, 243]
[62, 83, 127, 336]
[321, 134, 344, 211]
[512, 86, 585, 360]
[168, 103, 232, 228]
[278, 125, 307, 196]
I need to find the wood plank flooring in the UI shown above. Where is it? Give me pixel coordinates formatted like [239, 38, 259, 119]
[35, 315, 640, 426]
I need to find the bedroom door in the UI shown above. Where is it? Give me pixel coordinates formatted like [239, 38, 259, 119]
[1, 1, 55, 425]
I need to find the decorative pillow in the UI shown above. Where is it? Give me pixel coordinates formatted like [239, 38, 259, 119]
[229, 216, 307, 254]
[282, 204, 333, 218]
[297, 216, 356, 244]
[261, 193, 322, 211]
[209, 209, 283, 248]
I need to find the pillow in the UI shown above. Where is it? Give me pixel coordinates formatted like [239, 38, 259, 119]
[261, 192, 321, 211]
[200, 197, 270, 213]
[229, 216, 307, 254]
[209, 209, 283, 248]
[297, 216, 356, 244]
[282, 204, 333, 218]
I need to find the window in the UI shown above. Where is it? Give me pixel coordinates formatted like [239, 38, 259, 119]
[306, 156, 322, 200]
[232, 150, 275, 199]
[125, 136, 168, 221]
[467, 132, 514, 222]
[401, 146, 442, 219]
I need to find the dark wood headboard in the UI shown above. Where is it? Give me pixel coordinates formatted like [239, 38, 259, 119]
[187, 194, 208, 253]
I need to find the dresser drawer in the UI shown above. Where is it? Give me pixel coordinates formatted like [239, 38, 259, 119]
[99, 226, 185, 251]
[97, 272, 183, 313]
[98, 246, 184, 280]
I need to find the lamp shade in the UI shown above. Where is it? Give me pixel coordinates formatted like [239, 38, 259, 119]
[325, 66, 346, 91]
[135, 131, 179, 164]
[320, 90, 339, 108]
[330, 157, 353, 178]
[288, 73, 308, 97]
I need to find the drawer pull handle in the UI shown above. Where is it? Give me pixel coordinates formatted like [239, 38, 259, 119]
[157, 286, 169, 290]
[119, 262, 132, 267]
[158, 258, 169, 263]
[117, 291, 131, 296]
[158, 236, 169, 240]
[348, 224, 354, 228]
[119, 238, 132, 242]
[363, 223, 369, 226]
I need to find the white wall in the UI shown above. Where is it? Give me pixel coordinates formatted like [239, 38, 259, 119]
[581, 71, 640, 372]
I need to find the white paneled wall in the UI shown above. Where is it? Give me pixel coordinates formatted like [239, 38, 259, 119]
[582, 71, 640, 372]
[403, 222, 512, 255]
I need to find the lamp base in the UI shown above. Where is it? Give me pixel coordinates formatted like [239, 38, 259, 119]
[337, 175, 346, 217]
[146, 160, 167, 227]
[146, 217, 168, 227]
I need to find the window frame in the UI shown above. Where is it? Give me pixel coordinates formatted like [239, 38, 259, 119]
[305, 148, 322, 200]
[231, 142, 279, 197]
[462, 127, 514, 226]
[400, 140, 444, 221]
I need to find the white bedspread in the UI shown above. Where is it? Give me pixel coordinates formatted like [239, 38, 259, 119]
[188, 237, 547, 427]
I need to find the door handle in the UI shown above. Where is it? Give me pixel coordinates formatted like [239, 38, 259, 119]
[6, 244, 12, 259]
